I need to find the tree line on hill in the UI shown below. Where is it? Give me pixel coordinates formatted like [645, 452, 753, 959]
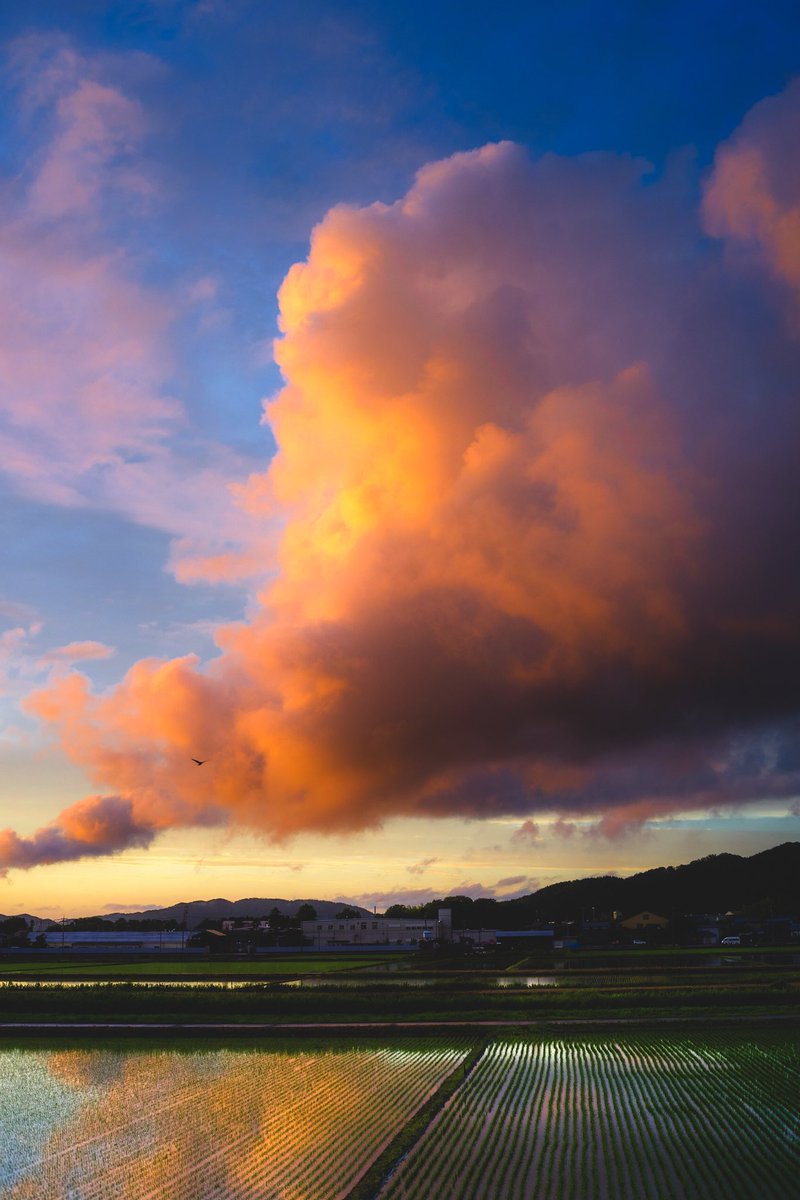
[385, 843, 800, 928]
[194, 904, 362, 929]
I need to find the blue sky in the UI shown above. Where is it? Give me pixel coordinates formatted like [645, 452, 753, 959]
[0, 1, 798, 914]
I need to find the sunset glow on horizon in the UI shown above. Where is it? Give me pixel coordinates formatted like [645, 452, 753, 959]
[1, 2, 799, 916]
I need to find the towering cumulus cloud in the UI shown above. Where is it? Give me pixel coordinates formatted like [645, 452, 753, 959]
[6, 83, 800, 871]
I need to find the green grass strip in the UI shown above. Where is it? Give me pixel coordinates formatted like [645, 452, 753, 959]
[343, 1038, 488, 1200]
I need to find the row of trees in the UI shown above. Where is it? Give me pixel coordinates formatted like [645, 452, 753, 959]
[196, 904, 362, 930]
[386, 896, 500, 925]
[45, 917, 184, 933]
[0, 917, 46, 949]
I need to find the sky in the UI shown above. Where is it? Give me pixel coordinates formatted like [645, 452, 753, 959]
[1, 0, 800, 917]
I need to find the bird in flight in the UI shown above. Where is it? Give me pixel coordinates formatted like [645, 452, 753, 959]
[191, 758, 208, 766]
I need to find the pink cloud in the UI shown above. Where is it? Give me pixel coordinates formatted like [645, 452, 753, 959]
[39, 641, 115, 666]
[511, 819, 541, 846]
[101, 902, 159, 912]
[0, 37, 261, 581]
[494, 875, 540, 899]
[352, 887, 438, 909]
[28, 78, 152, 219]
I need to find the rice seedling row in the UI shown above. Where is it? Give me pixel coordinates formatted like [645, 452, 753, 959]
[379, 1032, 800, 1200]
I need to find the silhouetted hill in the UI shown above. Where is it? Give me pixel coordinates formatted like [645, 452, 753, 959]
[0, 899, 372, 928]
[0, 913, 49, 931]
[383, 843, 800, 928]
[499, 842, 800, 925]
[101, 898, 372, 925]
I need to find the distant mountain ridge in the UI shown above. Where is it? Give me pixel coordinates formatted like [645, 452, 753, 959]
[2, 843, 797, 927]
[101, 898, 374, 925]
[0, 899, 373, 928]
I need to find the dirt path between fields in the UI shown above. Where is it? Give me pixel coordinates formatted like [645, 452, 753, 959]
[0, 1012, 797, 1036]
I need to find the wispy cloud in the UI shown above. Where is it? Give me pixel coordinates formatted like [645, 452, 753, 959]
[406, 856, 438, 875]
[0, 623, 42, 698]
[0, 599, 39, 624]
[0, 35, 264, 585]
[351, 886, 442, 909]
[101, 901, 159, 913]
[353, 873, 541, 909]
[38, 641, 115, 667]
[495, 874, 527, 888]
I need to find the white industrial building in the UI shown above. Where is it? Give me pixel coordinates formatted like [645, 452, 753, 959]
[302, 908, 497, 948]
[41, 930, 187, 951]
[303, 908, 455, 947]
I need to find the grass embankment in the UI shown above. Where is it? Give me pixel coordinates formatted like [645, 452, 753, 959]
[0, 975, 796, 1025]
[557, 944, 797, 960]
[0, 955, 406, 980]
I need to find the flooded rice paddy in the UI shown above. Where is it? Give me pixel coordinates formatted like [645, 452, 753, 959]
[0, 1032, 796, 1199]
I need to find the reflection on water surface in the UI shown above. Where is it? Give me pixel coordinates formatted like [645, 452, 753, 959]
[0, 1042, 466, 1199]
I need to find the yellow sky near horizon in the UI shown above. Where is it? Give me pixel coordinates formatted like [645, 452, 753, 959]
[1, 811, 795, 918]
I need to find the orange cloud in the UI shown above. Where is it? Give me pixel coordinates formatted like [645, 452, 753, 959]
[8, 85, 800, 872]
